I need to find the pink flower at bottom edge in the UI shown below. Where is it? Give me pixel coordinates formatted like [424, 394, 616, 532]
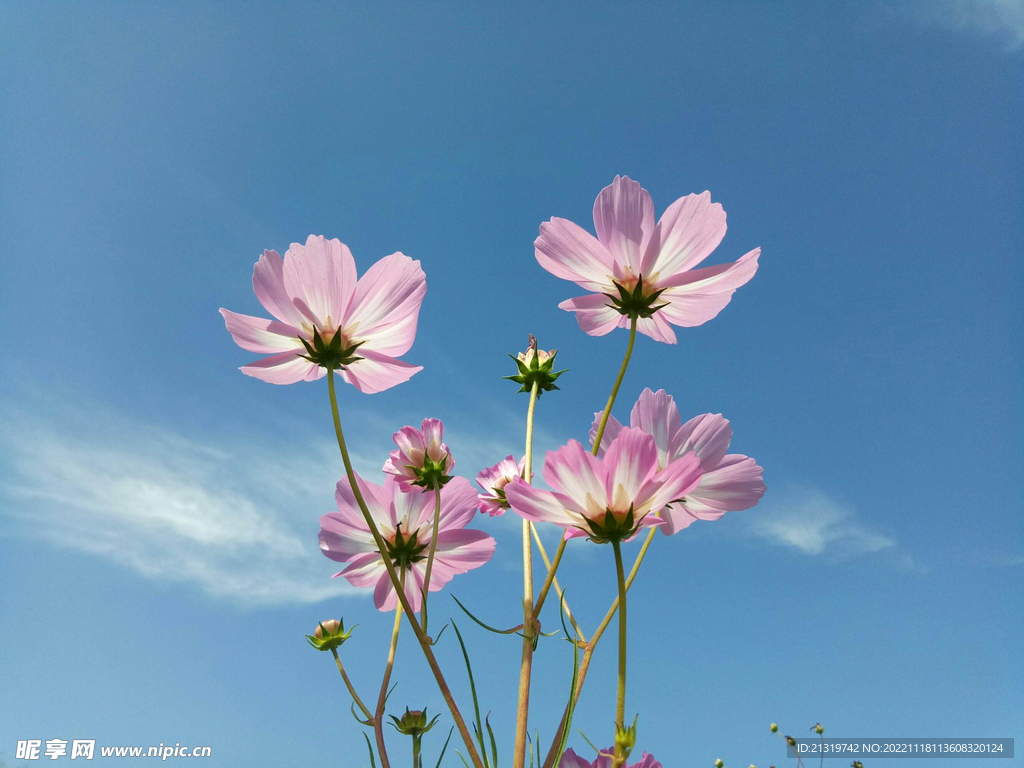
[560, 747, 662, 768]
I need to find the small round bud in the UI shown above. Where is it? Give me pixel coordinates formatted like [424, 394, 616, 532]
[504, 337, 566, 396]
[305, 618, 354, 652]
[814, 723, 824, 735]
[770, 723, 778, 733]
[715, 760, 724, 768]
[389, 707, 440, 737]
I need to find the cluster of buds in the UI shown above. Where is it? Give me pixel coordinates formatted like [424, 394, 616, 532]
[505, 335, 566, 396]
[305, 619, 354, 652]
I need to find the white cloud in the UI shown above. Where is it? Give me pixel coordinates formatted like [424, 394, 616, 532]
[745, 487, 901, 560]
[906, 0, 1024, 52]
[0, 404, 363, 607]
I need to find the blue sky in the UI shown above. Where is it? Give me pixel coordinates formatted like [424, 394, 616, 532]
[1, 2, 1021, 766]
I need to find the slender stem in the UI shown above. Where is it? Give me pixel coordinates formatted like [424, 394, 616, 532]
[419, 484, 442, 635]
[326, 370, 486, 768]
[611, 540, 628, 767]
[541, 528, 657, 768]
[374, 569, 406, 768]
[513, 379, 541, 768]
[331, 648, 373, 722]
[529, 525, 586, 643]
[591, 315, 637, 455]
[534, 316, 638, 618]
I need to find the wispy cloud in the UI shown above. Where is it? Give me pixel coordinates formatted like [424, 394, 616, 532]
[904, 0, 1024, 52]
[0, 402, 364, 607]
[745, 486, 905, 562]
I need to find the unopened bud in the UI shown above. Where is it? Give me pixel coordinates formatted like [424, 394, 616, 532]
[305, 619, 354, 652]
[389, 707, 440, 737]
[814, 723, 824, 735]
[769, 723, 778, 733]
[714, 760, 724, 768]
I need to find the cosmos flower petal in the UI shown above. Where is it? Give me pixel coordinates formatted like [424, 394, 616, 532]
[344, 252, 426, 356]
[673, 413, 733, 469]
[643, 190, 728, 276]
[592, 175, 655, 274]
[280, 235, 356, 323]
[505, 479, 582, 528]
[239, 350, 317, 385]
[536, 217, 616, 293]
[682, 453, 765, 519]
[558, 294, 623, 337]
[339, 350, 423, 394]
[252, 249, 307, 327]
[219, 309, 301, 354]
[432, 529, 496, 572]
[337, 552, 386, 586]
[656, 248, 760, 327]
[648, 451, 703, 517]
[630, 388, 682, 468]
[603, 427, 659, 505]
[542, 439, 608, 511]
[634, 313, 677, 344]
[589, 412, 625, 456]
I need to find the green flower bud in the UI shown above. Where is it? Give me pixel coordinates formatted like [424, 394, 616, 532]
[614, 715, 638, 763]
[715, 760, 724, 768]
[769, 723, 778, 733]
[504, 335, 567, 396]
[814, 723, 824, 735]
[305, 619, 354, 652]
[389, 707, 440, 737]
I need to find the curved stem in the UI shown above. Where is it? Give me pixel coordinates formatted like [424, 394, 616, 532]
[591, 315, 637, 455]
[331, 648, 373, 722]
[611, 540, 628, 767]
[534, 316, 638, 619]
[374, 569, 406, 768]
[540, 527, 657, 768]
[529, 525, 586, 642]
[513, 379, 541, 768]
[419, 485, 442, 635]
[326, 370, 486, 768]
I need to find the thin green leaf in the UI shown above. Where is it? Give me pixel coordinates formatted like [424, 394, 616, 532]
[363, 733, 378, 768]
[455, 750, 471, 768]
[554, 590, 581, 765]
[433, 727, 455, 768]
[485, 713, 499, 768]
[577, 729, 601, 755]
[451, 620, 491, 768]
[451, 594, 521, 635]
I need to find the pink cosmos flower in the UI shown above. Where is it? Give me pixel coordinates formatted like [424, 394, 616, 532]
[535, 176, 760, 344]
[504, 427, 702, 542]
[319, 474, 495, 612]
[383, 418, 455, 493]
[475, 455, 526, 516]
[220, 235, 426, 391]
[560, 747, 661, 768]
[590, 388, 765, 534]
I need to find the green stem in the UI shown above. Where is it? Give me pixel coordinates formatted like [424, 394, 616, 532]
[512, 379, 541, 768]
[374, 569, 406, 768]
[331, 648, 373, 722]
[591, 315, 637, 455]
[326, 370, 486, 768]
[534, 315, 638, 618]
[540, 527, 656, 768]
[419, 484, 442, 635]
[611, 539, 628, 767]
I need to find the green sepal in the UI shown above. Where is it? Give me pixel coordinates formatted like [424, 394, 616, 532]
[305, 619, 355, 652]
[602, 275, 668, 319]
[299, 327, 366, 370]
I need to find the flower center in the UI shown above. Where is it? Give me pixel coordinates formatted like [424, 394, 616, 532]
[384, 522, 429, 568]
[603, 274, 668, 319]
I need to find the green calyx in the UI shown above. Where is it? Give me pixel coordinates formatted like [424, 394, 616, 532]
[405, 455, 453, 491]
[614, 715, 638, 762]
[298, 327, 365, 370]
[504, 349, 567, 396]
[389, 707, 441, 738]
[305, 618, 355, 652]
[385, 528, 429, 569]
[582, 506, 643, 544]
[603, 276, 668, 319]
